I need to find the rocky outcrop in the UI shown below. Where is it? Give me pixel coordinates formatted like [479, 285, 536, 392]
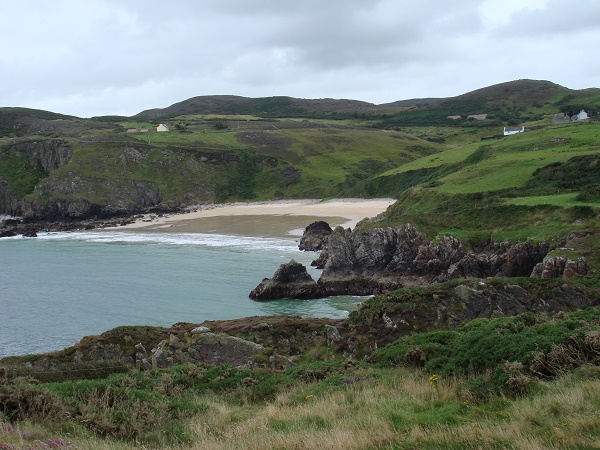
[149, 330, 265, 369]
[5, 139, 73, 174]
[299, 221, 333, 251]
[249, 259, 321, 300]
[531, 255, 588, 279]
[251, 224, 552, 300]
[347, 279, 600, 354]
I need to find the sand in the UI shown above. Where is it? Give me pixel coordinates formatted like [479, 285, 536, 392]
[111, 199, 395, 238]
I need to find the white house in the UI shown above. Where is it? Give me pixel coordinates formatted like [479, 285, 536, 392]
[575, 110, 589, 121]
[156, 124, 170, 132]
[503, 126, 525, 136]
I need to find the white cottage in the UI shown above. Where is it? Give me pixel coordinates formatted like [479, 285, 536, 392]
[156, 124, 170, 132]
[503, 126, 525, 136]
[575, 110, 589, 121]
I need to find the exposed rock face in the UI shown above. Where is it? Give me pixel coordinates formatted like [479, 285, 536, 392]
[249, 259, 321, 300]
[151, 332, 265, 369]
[299, 221, 333, 251]
[251, 224, 552, 300]
[350, 280, 600, 352]
[5, 139, 73, 173]
[531, 255, 588, 279]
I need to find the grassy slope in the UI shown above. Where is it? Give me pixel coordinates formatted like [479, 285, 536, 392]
[12, 121, 441, 207]
[2, 304, 600, 449]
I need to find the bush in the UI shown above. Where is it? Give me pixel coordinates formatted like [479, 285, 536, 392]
[370, 307, 600, 392]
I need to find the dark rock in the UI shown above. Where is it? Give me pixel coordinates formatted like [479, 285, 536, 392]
[22, 229, 37, 238]
[280, 166, 301, 186]
[347, 280, 600, 355]
[251, 224, 552, 300]
[250, 259, 321, 300]
[299, 221, 333, 251]
[311, 250, 328, 269]
[0, 229, 17, 238]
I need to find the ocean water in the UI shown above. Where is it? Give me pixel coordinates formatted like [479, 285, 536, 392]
[0, 231, 363, 358]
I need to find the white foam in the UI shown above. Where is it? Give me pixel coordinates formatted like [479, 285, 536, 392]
[34, 230, 298, 253]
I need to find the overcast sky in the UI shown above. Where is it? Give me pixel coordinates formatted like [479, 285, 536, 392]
[2, 0, 599, 117]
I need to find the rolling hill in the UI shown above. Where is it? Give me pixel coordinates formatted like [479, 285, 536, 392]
[0, 79, 598, 244]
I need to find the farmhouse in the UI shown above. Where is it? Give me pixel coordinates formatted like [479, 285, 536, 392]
[126, 128, 137, 133]
[447, 115, 462, 120]
[574, 110, 589, 121]
[157, 124, 170, 132]
[467, 114, 487, 120]
[504, 126, 525, 136]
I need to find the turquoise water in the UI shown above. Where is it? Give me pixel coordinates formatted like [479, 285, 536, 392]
[0, 231, 363, 358]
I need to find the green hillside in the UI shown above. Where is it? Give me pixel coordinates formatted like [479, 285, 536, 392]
[1, 79, 599, 235]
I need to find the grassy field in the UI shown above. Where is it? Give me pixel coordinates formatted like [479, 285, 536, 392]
[506, 192, 600, 207]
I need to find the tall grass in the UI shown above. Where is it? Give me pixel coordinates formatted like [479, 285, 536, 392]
[181, 368, 600, 450]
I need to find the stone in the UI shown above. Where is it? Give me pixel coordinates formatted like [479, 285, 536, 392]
[299, 221, 333, 251]
[325, 324, 342, 346]
[249, 259, 321, 300]
[191, 326, 211, 334]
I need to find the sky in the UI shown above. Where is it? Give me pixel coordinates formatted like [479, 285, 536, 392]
[2, 0, 599, 118]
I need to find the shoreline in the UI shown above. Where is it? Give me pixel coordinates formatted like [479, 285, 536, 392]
[110, 198, 395, 237]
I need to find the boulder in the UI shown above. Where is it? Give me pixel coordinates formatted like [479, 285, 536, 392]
[299, 221, 333, 251]
[152, 332, 265, 368]
[249, 259, 321, 300]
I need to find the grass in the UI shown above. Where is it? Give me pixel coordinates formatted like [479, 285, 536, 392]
[506, 192, 600, 207]
[5, 365, 599, 449]
[374, 123, 600, 195]
[184, 368, 600, 450]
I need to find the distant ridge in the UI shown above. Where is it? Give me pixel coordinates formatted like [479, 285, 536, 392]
[134, 95, 380, 120]
[132, 79, 597, 121]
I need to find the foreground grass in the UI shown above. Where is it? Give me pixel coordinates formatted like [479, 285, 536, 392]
[2, 304, 600, 449]
[6, 367, 597, 449]
[184, 368, 600, 450]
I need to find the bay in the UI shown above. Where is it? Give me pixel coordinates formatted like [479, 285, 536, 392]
[0, 230, 363, 358]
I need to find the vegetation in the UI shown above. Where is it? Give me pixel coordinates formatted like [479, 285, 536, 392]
[1, 305, 600, 449]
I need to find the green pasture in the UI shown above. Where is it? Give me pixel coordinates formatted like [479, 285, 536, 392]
[506, 192, 600, 207]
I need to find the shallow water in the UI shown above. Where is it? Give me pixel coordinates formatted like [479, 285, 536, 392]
[0, 230, 363, 358]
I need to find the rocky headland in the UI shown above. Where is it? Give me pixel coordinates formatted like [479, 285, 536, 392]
[251, 223, 589, 300]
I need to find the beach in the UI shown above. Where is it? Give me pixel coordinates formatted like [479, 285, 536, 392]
[114, 199, 395, 237]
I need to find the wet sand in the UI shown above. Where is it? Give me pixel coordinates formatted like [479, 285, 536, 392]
[113, 199, 395, 238]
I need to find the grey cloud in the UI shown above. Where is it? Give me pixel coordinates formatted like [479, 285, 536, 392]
[495, 0, 600, 36]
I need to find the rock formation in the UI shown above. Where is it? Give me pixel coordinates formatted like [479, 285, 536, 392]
[299, 220, 333, 251]
[251, 224, 553, 300]
[249, 259, 321, 300]
[531, 255, 588, 279]
[149, 330, 265, 369]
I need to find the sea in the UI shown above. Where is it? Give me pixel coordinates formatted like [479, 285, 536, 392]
[0, 230, 364, 358]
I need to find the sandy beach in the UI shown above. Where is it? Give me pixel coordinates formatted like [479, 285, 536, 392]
[113, 199, 395, 237]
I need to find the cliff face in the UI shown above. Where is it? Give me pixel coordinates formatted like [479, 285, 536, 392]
[0, 140, 73, 216]
[251, 224, 555, 300]
[0, 140, 248, 221]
